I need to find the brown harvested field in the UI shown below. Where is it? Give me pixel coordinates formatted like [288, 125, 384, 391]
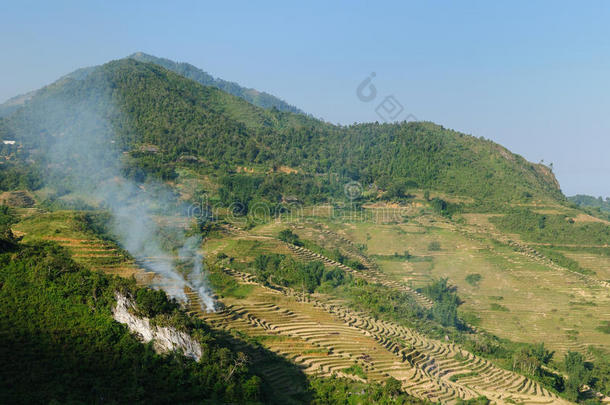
[324, 213, 610, 358]
[562, 251, 610, 281]
[11, 205, 605, 403]
[571, 213, 610, 225]
[191, 266, 566, 404]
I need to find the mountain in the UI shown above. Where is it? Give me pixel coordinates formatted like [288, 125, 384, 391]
[0, 66, 101, 118]
[0, 58, 563, 207]
[0, 92, 36, 118]
[0, 52, 303, 118]
[128, 52, 304, 114]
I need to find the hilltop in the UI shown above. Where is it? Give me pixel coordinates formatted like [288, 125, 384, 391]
[0, 52, 303, 117]
[128, 52, 304, 114]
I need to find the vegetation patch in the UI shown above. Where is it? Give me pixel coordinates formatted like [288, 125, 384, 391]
[456, 397, 490, 405]
[428, 240, 442, 251]
[490, 303, 510, 312]
[422, 278, 465, 329]
[209, 269, 253, 299]
[569, 300, 597, 307]
[251, 253, 350, 292]
[596, 321, 610, 334]
[370, 251, 412, 261]
[341, 364, 367, 379]
[490, 207, 610, 246]
[465, 273, 482, 287]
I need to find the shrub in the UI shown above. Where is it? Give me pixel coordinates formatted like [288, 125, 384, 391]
[277, 229, 303, 246]
[135, 288, 179, 318]
[596, 321, 610, 334]
[465, 273, 482, 287]
[428, 241, 441, 251]
[490, 303, 509, 312]
[422, 278, 464, 329]
[342, 364, 367, 379]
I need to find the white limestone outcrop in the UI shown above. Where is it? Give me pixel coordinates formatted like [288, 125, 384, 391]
[112, 293, 202, 361]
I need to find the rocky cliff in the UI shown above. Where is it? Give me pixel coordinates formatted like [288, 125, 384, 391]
[112, 293, 202, 361]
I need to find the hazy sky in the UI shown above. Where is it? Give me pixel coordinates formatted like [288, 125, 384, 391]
[2, 1, 609, 197]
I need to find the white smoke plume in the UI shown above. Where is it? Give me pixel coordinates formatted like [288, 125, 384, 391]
[180, 236, 215, 311]
[21, 74, 215, 311]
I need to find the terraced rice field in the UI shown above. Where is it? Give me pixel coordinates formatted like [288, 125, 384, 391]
[187, 266, 566, 404]
[259, 218, 609, 355]
[13, 211, 158, 286]
[14, 208, 606, 403]
[302, 211, 610, 359]
[562, 251, 610, 282]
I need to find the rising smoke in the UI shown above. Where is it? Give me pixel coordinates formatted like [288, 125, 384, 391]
[19, 71, 215, 311]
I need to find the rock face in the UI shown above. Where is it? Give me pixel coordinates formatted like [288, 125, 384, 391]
[112, 293, 202, 361]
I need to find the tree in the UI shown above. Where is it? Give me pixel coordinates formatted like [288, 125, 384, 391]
[225, 352, 248, 382]
[0, 226, 17, 252]
[0, 205, 17, 252]
[242, 375, 262, 400]
[277, 229, 303, 246]
[531, 342, 554, 365]
[428, 241, 441, 251]
[384, 377, 402, 397]
[564, 351, 588, 401]
[512, 348, 540, 376]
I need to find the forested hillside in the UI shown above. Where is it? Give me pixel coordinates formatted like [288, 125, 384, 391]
[0, 209, 263, 404]
[128, 52, 304, 114]
[569, 194, 610, 212]
[0, 53, 302, 117]
[0, 59, 564, 207]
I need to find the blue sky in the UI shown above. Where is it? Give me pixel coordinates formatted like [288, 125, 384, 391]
[2, 1, 609, 197]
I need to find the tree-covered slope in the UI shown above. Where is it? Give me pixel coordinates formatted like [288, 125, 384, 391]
[569, 194, 610, 212]
[0, 53, 303, 117]
[0, 243, 265, 403]
[0, 58, 564, 206]
[128, 52, 304, 114]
